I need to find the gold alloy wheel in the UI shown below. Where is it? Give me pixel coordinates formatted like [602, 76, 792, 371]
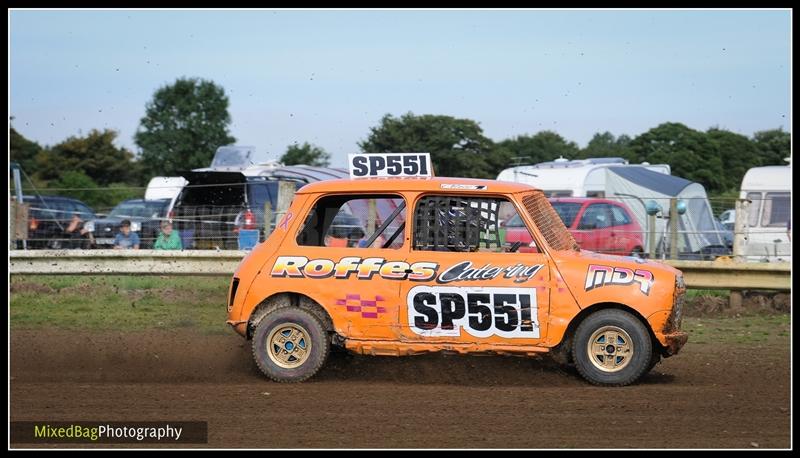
[266, 324, 312, 369]
[587, 325, 634, 373]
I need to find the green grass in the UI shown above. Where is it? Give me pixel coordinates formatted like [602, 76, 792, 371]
[10, 276, 232, 334]
[685, 289, 729, 298]
[682, 314, 791, 345]
[10, 277, 792, 345]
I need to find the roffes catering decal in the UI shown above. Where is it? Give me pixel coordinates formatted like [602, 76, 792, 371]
[271, 256, 544, 284]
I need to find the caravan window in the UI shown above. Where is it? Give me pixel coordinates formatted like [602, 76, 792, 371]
[761, 192, 790, 227]
[746, 192, 761, 227]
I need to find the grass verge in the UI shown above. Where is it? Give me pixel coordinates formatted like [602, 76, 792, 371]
[10, 276, 791, 344]
[11, 276, 232, 334]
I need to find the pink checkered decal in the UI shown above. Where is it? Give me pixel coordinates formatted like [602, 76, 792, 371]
[335, 294, 387, 319]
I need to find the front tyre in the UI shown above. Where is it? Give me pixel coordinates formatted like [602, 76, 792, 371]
[572, 309, 653, 386]
[252, 307, 330, 383]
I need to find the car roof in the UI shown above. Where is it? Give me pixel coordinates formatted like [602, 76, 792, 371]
[295, 177, 539, 195]
[22, 195, 90, 204]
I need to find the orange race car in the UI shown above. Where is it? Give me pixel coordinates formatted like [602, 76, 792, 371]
[226, 153, 687, 386]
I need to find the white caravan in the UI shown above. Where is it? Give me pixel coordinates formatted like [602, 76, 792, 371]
[496, 157, 671, 198]
[739, 164, 791, 262]
[497, 157, 725, 258]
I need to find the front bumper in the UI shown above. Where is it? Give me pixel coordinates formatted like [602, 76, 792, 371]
[661, 330, 689, 356]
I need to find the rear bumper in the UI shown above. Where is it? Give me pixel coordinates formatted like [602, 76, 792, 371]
[226, 320, 248, 337]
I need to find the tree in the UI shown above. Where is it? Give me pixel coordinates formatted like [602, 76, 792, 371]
[10, 127, 42, 175]
[579, 131, 632, 159]
[497, 131, 580, 166]
[36, 129, 140, 186]
[135, 77, 236, 176]
[281, 142, 331, 167]
[359, 113, 497, 178]
[627, 122, 725, 194]
[752, 128, 791, 166]
[706, 128, 761, 192]
[46, 171, 142, 210]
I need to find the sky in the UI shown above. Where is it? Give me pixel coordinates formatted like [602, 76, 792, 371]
[9, 9, 792, 169]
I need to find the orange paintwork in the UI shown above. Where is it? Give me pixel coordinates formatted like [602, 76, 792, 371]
[227, 177, 687, 357]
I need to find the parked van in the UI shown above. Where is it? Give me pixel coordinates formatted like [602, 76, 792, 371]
[739, 165, 791, 262]
[145, 176, 187, 212]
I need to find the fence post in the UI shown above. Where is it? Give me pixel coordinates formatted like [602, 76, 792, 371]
[10, 199, 17, 249]
[733, 198, 749, 262]
[669, 198, 678, 260]
[730, 198, 750, 308]
[263, 201, 272, 235]
[274, 181, 296, 231]
[648, 213, 657, 259]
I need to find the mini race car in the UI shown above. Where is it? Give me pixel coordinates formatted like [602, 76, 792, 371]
[226, 153, 687, 386]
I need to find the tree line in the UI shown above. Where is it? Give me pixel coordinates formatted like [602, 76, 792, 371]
[10, 77, 790, 209]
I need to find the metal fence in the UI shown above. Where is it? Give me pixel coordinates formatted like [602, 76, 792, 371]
[9, 185, 792, 262]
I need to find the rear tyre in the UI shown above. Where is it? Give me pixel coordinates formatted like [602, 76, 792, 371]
[572, 309, 653, 386]
[630, 246, 644, 258]
[251, 307, 330, 383]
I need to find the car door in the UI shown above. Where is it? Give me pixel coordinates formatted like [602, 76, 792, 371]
[576, 203, 613, 253]
[400, 193, 550, 346]
[287, 192, 408, 341]
[609, 203, 640, 255]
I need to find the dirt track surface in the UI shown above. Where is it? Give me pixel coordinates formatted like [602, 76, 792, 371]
[10, 329, 790, 448]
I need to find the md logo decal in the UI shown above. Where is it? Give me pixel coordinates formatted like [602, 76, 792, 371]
[584, 264, 654, 295]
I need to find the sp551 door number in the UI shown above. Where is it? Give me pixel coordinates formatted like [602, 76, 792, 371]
[407, 286, 539, 339]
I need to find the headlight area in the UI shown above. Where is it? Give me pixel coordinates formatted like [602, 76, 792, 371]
[668, 275, 686, 331]
[84, 220, 95, 232]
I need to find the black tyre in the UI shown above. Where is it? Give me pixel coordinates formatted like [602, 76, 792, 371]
[572, 309, 653, 386]
[647, 350, 661, 372]
[630, 246, 644, 258]
[251, 306, 330, 383]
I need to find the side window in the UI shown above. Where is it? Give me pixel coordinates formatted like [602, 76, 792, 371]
[578, 204, 611, 229]
[413, 195, 536, 253]
[297, 194, 406, 249]
[746, 192, 761, 227]
[761, 192, 790, 227]
[610, 205, 632, 226]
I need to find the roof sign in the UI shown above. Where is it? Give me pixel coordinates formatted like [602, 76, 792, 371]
[348, 153, 433, 179]
[440, 184, 487, 190]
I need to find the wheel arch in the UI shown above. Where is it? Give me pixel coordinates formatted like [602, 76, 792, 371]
[550, 302, 659, 365]
[246, 291, 334, 340]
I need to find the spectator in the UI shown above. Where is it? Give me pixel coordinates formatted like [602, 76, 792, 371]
[64, 213, 93, 249]
[114, 219, 140, 250]
[154, 220, 182, 250]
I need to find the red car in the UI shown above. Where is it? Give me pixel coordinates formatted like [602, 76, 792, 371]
[503, 198, 645, 257]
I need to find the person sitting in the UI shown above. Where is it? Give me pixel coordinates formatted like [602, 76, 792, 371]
[153, 220, 183, 250]
[64, 213, 93, 249]
[114, 219, 140, 250]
